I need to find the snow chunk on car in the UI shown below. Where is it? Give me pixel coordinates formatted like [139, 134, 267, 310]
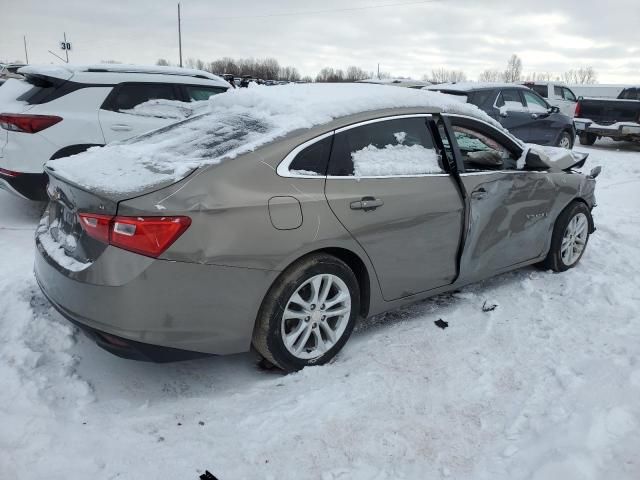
[46, 83, 503, 195]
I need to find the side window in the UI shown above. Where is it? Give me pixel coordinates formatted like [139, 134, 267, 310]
[106, 84, 179, 112]
[327, 117, 445, 177]
[185, 85, 227, 101]
[452, 125, 518, 171]
[553, 85, 563, 98]
[531, 85, 548, 98]
[522, 90, 549, 112]
[562, 88, 577, 102]
[496, 90, 526, 112]
[289, 136, 333, 176]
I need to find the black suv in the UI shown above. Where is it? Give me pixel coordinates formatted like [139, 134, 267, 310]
[426, 83, 576, 148]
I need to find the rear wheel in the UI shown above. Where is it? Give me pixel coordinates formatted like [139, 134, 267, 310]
[540, 202, 591, 272]
[557, 130, 574, 149]
[579, 132, 597, 146]
[252, 253, 359, 372]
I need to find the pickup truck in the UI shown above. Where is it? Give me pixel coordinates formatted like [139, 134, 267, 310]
[574, 87, 640, 145]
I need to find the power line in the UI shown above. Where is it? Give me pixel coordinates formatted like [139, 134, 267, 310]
[207, 0, 443, 20]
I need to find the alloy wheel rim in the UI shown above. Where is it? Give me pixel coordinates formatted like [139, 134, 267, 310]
[559, 134, 571, 149]
[561, 212, 588, 266]
[280, 274, 351, 360]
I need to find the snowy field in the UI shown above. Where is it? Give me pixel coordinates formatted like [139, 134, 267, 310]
[1, 139, 639, 480]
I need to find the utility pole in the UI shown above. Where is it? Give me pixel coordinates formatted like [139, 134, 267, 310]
[63, 32, 69, 63]
[178, 3, 183, 67]
[377, 63, 380, 79]
[23, 35, 29, 64]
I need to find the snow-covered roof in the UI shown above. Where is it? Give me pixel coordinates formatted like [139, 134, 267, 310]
[425, 82, 524, 92]
[47, 83, 503, 195]
[18, 64, 228, 87]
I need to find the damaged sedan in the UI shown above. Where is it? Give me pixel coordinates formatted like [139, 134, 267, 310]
[34, 84, 600, 372]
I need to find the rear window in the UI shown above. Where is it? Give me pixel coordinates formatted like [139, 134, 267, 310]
[104, 83, 179, 111]
[289, 136, 333, 176]
[619, 88, 639, 100]
[528, 85, 548, 98]
[185, 85, 227, 101]
[15, 75, 78, 105]
[468, 90, 494, 108]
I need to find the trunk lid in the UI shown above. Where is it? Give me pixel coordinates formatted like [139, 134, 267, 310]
[37, 172, 120, 269]
[577, 98, 640, 124]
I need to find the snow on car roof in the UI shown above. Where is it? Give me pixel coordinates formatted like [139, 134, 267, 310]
[46, 83, 503, 195]
[18, 64, 226, 83]
[425, 82, 525, 92]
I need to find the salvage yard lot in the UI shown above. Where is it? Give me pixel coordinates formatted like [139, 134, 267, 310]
[1, 139, 639, 479]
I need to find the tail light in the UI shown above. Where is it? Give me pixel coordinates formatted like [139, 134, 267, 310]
[78, 213, 191, 258]
[0, 168, 22, 177]
[0, 113, 62, 133]
[574, 102, 582, 118]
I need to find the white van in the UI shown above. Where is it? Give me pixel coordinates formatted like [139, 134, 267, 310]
[521, 81, 578, 117]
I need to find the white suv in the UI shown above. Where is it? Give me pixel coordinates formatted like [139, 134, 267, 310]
[521, 81, 578, 117]
[0, 64, 229, 200]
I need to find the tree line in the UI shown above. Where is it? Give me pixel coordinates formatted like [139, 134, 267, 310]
[152, 55, 598, 85]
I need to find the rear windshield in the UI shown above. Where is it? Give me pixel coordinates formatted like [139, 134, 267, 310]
[525, 84, 548, 98]
[618, 88, 639, 100]
[15, 75, 82, 105]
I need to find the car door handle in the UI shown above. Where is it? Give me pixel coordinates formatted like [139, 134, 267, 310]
[470, 187, 487, 200]
[350, 197, 384, 211]
[110, 124, 132, 131]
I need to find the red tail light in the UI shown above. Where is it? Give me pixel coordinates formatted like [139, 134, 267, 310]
[0, 168, 23, 177]
[574, 102, 582, 118]
[0, 113, 62, 133]
[78, 214, 191, 258]
[78, 213, 112, 244]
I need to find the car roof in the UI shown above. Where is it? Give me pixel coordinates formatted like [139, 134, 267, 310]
[17, 64, 229, 88]
[425, 82, 528, 92]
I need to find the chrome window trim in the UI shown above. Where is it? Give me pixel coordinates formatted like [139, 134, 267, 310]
[277, 113, 448, 179]
[442, 113, 525, 150]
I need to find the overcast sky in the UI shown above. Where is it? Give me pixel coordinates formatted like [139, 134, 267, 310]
[3, 0, 639, 83]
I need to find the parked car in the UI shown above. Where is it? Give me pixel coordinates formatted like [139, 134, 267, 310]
[34, 84, 599, 372]
[0, 63, 27, 81]
[0, 64, 229, 200]
[574, 87, 640, 145]
[425, 83, 576, 149]
[521, 81, 578, 117]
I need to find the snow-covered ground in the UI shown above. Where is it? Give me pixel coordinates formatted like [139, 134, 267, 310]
[1, 139, 639, 479]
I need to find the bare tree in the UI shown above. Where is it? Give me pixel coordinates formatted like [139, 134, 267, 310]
[502, 54, 523, 83]
[478, 69, 502, 82]
[563, 66, 598, 84]
[156, 58, 170, 66]
[526, 71, 554, 81]
[278, 66, 301, 82]
[345, 66, 370, 81]
[300, 75, 313, 83]
[316, 67, 346, 83]
[429, 68, 467, 84]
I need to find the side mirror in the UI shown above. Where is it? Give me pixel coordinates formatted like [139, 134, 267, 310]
[525, 149, 549, 170]
[549, 105, 560, 114]
[588, 166, 602, 179]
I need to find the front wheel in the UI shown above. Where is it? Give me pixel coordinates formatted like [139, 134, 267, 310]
[540, 202, 592, 272]
[252, 253, 359, 372]
[557, 130, 574, 149]
[579, 132, 597, 146]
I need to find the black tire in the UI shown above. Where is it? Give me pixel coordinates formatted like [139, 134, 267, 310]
[579, 132, 597, 146]
[557, 130, 574, 149]
[540, 202, 592, 272]
[252, 253, 360, 372]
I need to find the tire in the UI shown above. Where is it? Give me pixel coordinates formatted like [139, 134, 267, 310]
[540, 202, 592, 272]
[579, 132, 597, 146]
[252, 253, 360, 372]
[557, 130, 574, 149]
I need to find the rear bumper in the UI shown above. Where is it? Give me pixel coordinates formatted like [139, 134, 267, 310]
[0, 171, 48, 200]
[574, 119, 640, 139]
[34, 237, 280, 359]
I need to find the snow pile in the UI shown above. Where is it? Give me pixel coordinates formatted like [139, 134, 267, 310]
[46, 83, 502, 195]
[121, 99, 207, 120]
[352, 144, 443, 176]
